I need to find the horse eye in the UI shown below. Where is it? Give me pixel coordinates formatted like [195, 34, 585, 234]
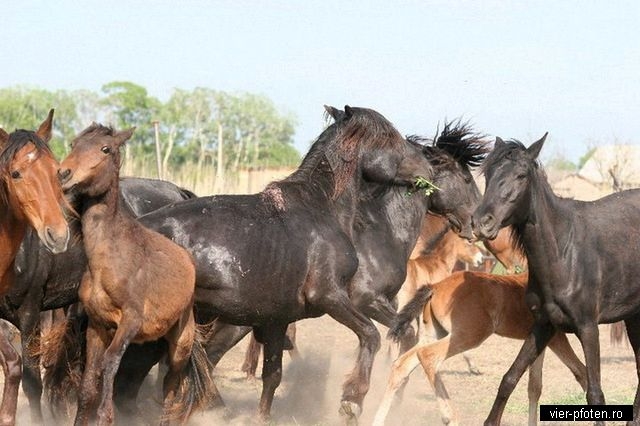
[10, 171, 21, 179]
[101, 146, 111, 154]
[516, 173, 527, 180]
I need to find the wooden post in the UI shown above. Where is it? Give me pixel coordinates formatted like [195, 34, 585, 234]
[152, 120, 162, 179]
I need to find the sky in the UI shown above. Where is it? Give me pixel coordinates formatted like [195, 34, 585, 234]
[2, 1, 639, 163]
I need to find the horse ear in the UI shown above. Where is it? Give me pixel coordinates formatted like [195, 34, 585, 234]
[324, 105, 345, 121]
[35, 109, 55, 143]
[344, 105, 354, 119]
[0, 128, 8, 147]
[526, 132, 548, 160]
[495, 136, 505, 147]
[115, 127, 136, 147]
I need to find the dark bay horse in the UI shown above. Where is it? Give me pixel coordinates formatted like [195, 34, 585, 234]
[58, 125, 213, 425]
[472, 135, 640, 425]
[374, 271, 587, 426]
[0, 110, 70, 425]
[133, 106, 484, 421]
[2, 177, 195, 423]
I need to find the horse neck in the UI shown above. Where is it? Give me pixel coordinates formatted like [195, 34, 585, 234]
[517, 171, 572, 286]
[0, 203, 27, 294]
[79, 179, 122, 253]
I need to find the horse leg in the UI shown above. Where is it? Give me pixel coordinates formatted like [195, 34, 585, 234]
[372, 344, 424, 426]
[160, 309, 195, 425]
[241, 333, 262, 380]
[286, 323, 299, 359]
[462, 353, 482, 375]
[95, 317, 141, 426]
[113, 340, 167, 418]
[361, 296, 417, 354]
[547, 332, 587, 391]
[527, 349, 545, 426]
[319, 295, 380, 422]
[0, 329, 21, 426]
[204, 320, 251, 368]
[575, 323, 605, 408]
[18, 304, 45, 423]
[255, 324, 288, 422]
[624, 315, 640, 425]
[75, 323, 108, 426]
[485, 321, 555, 426]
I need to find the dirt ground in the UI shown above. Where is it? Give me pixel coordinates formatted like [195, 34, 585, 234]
[8, 316, 637, 425]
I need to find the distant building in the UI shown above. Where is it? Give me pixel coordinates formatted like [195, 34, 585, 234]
[577, 145, 640, 191]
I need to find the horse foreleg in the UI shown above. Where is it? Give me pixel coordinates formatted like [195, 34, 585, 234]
[575, 323, 605, 409]
[321, 296, 380, 422]
[485, 322, 555, 426]
[0, 327, 21, 426]
[527, 349, 545, 426]
[75, 323, 108, 426]
[95, 318, 141, 426]
[255, 324, 288, 422]
[18, 305, 45, 423]
[372, 344, 423, 426]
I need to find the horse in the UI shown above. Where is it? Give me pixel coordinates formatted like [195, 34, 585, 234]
[482, 226, 527, 274]
[241, 196, 485, 382]
[472, 135, 640, 425]
[57, 125, 213, 425]
[127, 107, 487, 422]
[2, 177, 196, 423]
[397, 214, 484, 311]
[0, 110, 70, 425]
[372, 271, 587, 426]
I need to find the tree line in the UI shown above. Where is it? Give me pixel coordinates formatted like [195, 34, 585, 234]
[0, 82, 300, 193]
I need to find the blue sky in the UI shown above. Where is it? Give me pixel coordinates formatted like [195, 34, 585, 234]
[2, 1, 639, 163]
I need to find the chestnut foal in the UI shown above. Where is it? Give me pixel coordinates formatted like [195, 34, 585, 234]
[58, 124, 212, 425]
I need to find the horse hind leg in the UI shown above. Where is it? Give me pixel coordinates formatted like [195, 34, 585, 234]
[372, 344, 425, 426]
[160, 309, 196, 425]
[0, 327, 21, 426]
[241, 332, 261, 380]
[527, 349, 545, 426]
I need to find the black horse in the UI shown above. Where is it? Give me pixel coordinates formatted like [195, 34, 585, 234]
[134, 108, 485, 422]
[0, 177, 195, 423]
[201, 118, 489, 386]
[472, 135, 640, 425]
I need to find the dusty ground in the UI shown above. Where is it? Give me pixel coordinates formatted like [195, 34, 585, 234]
[8, 317, 637, 425]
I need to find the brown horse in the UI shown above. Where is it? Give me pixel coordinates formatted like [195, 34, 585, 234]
[0, 110, 70, 425]
[396, 214, 484, 311]
[57, 124, 213, 425]
[373, 271, 587, 426]
[482, 226, 527, 274]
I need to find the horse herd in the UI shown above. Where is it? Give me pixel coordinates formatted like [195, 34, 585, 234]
[0, 106, 637, 426]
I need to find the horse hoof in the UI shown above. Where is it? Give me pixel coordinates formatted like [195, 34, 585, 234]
[469, 366, 482, 375]
[339, 400, 361, 425]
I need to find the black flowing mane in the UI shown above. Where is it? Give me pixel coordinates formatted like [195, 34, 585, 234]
[277, 106, 406, 201]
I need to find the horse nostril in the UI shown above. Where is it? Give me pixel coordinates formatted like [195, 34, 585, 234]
[57, 168, 71, 183]
[480, 214, 495, 229]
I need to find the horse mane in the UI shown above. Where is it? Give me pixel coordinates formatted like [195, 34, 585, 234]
[0, 129, 55, 206]
[408, 120, 489, 170]
[280, 106, 406, 201]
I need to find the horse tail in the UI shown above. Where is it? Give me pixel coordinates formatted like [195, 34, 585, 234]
[610, 321, 628, 347]
[388, 286, 433, 342]
[36, 304, 87, 419]
[165, 323, 218, 423]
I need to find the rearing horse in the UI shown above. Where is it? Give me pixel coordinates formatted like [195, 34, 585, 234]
[472, 135, 640, 425]
[0, 109, 70, 425]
